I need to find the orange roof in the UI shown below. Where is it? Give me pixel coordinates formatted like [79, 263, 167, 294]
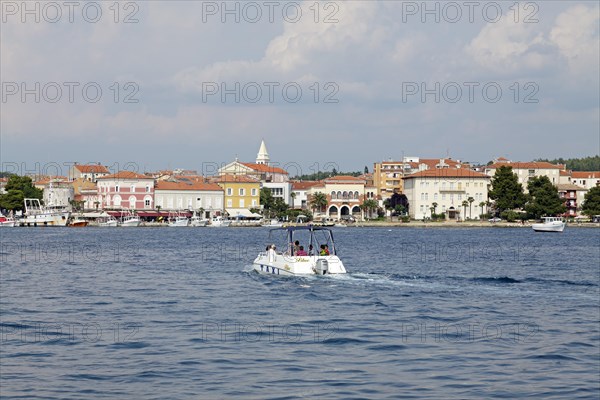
[97, 171, 153, 180]
[557, 183, 586, 191]
[213, 174, 260, 183]
[74, 164, 110, 174]
[486, 162, 562, 170]
[34, 176, 69, 186]
[155, 181, 223, 192]
[403, 169, 489, 179]
[560, 170, 571, 176]
[240, 163, 288, 175]
[571, 171, 600, 179]
[291, 181, 320, 190]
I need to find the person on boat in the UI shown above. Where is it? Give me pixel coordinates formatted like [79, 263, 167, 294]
[296, 246, 307, 256]
[308, 244, 314, 256]
[319, 244, 330, 256]
[293, 240, 300, 254]
[268, 244, 277, 263]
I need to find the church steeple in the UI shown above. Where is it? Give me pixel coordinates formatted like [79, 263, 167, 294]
[256, 140, 270, 165]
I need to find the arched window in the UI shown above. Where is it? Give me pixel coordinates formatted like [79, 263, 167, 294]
[337, 191, 342, 199]
[354, 191, 359, 199]
[343, 191, 348, 200]
[331, 191, 337, 200]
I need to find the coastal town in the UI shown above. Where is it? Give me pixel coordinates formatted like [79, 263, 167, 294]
[0, 140, 599, 227]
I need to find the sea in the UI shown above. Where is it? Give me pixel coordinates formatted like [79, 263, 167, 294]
[1, 227, 599, 399]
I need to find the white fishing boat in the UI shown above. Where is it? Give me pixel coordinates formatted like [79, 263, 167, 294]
[119, 210, 141, 227]
[532, 217, 566, 232]
[0, 215, 15, 227]
[17, 198, 70, 227]
[210, 215, 231, 227]
[97, 215, 118, 227]
[168, 211, 189, 227]
[253, 225, 347, 276]
[190, 213, 209, 227]
[261, 218, 283, 228]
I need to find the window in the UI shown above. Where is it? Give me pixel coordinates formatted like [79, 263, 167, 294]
[115, 185, 119, 192]
[130, 185, 135, 193]
[227, 188, 232, 196]
[425, 193, 429, 201]
[239, 188, 245, 196]
[434, 193, 438, 201]
[421, 193, 425, 201]
[331, 191, 337, 200]
[227, 199, 233, 207]
[146, 186, 150, 193]
[239, 199, 245, 208]
[145, 199, 151, 207]
[252, 199, 257, 207]
[251, 188, 257, 196]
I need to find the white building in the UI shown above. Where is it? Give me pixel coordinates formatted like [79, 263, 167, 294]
[291, 181, 320, 209]
[42, 180, 74, 209]
[403, 169, 490, 220]
[307, 176, 377, 220]
[484, 161, 563, 188]
[154, 180, 224, 218]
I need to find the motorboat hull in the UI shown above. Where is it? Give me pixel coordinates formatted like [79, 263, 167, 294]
[69, 220, 89, 227]
[168, 218, 189, 227]
[120, 219, 141, 227]
[190, 218, 208, 227]
[532, 222, 565, 232]
[252, 253, 347, 276]
[98, 221, 118, 227]
[17, 213, 70, 227]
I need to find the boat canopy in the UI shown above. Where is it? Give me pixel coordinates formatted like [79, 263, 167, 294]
[267, 225, 337, 255]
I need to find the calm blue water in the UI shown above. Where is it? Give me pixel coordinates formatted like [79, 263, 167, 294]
[1, 227, 599, 399]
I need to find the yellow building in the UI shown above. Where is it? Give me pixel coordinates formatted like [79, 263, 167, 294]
[213, 174, 261, 218]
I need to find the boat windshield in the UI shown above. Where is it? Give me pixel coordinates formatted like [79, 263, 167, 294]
[267, 227, 336, 256]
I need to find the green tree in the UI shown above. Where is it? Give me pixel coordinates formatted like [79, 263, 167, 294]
[461, 200, 469, 220]
[467, 197, 475, 219]
[431, 202, 438, 214]
[525, 176, 566, 219]
[260, 187, 275, 217]
[290, 191, 296, 209]
[361, 199, 378, 220]
[479, 201, 486, 217]
[394, 204, 406, 215]
[0, 175, 43, 211]
[581, 186, 600, 217]
[489, 166, 527, 213]
[309, 192, 328, 215]
[364, 165, 369, 174]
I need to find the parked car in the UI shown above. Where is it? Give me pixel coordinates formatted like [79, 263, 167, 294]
[488, 217, 502, 222]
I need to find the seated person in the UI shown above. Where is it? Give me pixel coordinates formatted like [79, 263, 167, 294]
[296, 246, 307, 256]
[319, 244, 330, 256]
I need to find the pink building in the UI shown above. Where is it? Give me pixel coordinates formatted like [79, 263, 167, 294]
[96, 171, 155, 210]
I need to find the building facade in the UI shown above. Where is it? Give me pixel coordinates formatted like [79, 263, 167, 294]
[69, 164, 111, 182]
[307, 176, 377, 220]
[485, 161, 563, 188]
[403, 169, 490, 220]
[213, 175, 261, 217]
[97, 171, 155, 210]
[154, 180, 224, 218]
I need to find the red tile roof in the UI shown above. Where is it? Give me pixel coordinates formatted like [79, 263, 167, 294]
[240, 163, 289, 175]
[571, 171, 600, 179]
[291, 181, 320, 190]
[97, 171, 153, 180]
[403, 169, 489, 179]
[74, 164, 110, 174]
[155, 181, 223, 191]
[486, 162, 562, 170]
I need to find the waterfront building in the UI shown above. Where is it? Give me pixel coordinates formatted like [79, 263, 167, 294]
[69, 164, 111, 182]
[307, 175, 377, 220]
[373, 157, 466, 199]
[484, 160, 563, 188]
[97, 171, 155, 210]
[212, 174, 261, 219]
[291, 181, 320, 210]
[403, 169, 490, 220]
[154, 179, 224, 219]
[72, 178, 100, 210]
[557, 183, 586, 217]
[40, 178, 74, 209]
[569, 171, 600, 190]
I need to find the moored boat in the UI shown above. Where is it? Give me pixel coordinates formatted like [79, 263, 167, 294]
[532, 217, 566, 232]
[17, 198, 70, 227]
[168, 211, 189, 227]
[252, 225, 347, 276]
[210, 215, 231, 227]
[119, 210, 141, 227]
[97, 215, 118, 227]
[0, 215, 15, 227]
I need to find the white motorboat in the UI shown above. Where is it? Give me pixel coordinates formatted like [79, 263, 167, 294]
[261, 218, 283, 228]
[97, 216, 118, 227]
[17, 198, 70, 227]
[190, 215, 209, 227]
[532, 217, 566, 232]
[253, 225, 347, 276]
[119, 210, 141, 227]
[168, 211, 189, 227]
[210, 216, 231, 227]
[0, 215, 15, 227]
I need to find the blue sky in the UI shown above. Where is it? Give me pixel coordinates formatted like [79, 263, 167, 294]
[1, 1, 598, 176]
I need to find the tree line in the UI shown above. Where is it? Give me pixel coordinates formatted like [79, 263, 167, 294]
[534, 155, 600, 171]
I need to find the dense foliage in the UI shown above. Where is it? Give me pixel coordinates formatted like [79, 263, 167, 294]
[525, 176, 566, 218]
[535, 155, 600, 171]
[488, 166, 527, 213]
[581, 186, 600, 217]
[292, 169, 363, 181]
[0, 176, 43, 211]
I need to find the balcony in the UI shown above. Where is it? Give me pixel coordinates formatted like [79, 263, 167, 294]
[439, 188, 466, 193]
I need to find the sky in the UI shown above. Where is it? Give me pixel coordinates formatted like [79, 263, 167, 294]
[1, 1, 599, 177]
